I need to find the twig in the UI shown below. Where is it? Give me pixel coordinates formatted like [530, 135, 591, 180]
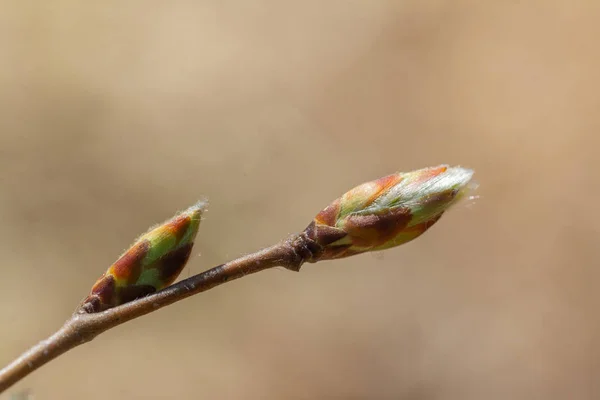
[0, 164, 475, 394]
[0, 233, 314, 394]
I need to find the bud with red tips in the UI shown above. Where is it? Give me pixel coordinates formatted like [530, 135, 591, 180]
[303, 165, 475, 261]
[80, 201, 207, 313]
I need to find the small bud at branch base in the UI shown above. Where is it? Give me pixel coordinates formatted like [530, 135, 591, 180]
[80, 201, 207, 313]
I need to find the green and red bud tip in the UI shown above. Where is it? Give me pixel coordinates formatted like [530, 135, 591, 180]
[304, 165, 475, 260]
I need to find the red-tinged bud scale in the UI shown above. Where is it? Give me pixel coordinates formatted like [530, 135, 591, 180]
[80, 201, 207, 313]
[304, 165, 475, 261]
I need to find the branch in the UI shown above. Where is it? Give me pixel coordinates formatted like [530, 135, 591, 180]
[0, 234, 312, 393]
[0, 164, 475, 394]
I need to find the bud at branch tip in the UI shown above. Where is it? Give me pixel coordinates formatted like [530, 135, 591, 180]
[304, 165, 475, 261]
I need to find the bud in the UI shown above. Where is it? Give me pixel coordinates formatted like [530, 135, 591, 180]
[304, 165, 475, 261]
[80, 201, 207, 313]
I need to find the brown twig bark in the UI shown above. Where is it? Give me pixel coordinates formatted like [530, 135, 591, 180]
[0, 164, 475, 394]
[0, 232, 318, 394]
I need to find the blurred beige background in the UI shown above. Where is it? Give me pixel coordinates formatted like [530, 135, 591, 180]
[0, 1, 598, 399]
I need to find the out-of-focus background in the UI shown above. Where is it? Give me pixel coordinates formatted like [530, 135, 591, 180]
[0, 1, 598, 399]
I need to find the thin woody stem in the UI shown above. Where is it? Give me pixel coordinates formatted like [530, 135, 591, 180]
[0, 233, 318, 394]
[0, 165, 474, 394]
